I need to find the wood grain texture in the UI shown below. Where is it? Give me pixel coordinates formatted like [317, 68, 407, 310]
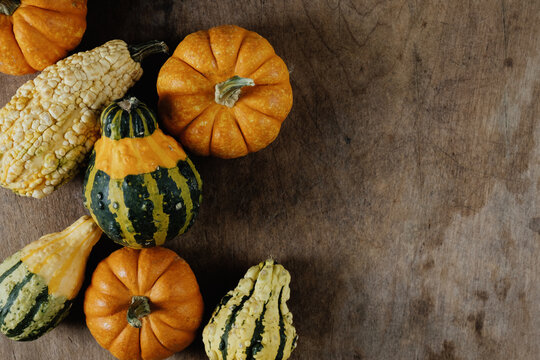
[1, 0, 540, 359]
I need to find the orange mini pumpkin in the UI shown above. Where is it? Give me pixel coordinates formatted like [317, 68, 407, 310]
[0, 0, 87, 75]
[84, 247, 204, 360]
[157, 25, 293, 159]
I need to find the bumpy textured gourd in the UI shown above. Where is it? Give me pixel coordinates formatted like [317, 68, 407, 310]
[0, 39, 168, 198]
[0, 216, 102, 341]
[83, 97, 202, 248]
[84, 247, 204, 360]
[0, 0, 87, 75]
[203, 259, 298, 360]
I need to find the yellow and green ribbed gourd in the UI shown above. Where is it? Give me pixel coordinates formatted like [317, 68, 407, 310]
[203, 259, 298, 360]
[83, 97, 202, 248]
[0, 216, 102, 341]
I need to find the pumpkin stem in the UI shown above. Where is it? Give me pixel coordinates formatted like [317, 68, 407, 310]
[127, 296, 151, 328]
[215, 76, 255, 108]
[0, 0, 20, 16]
[128, 40, 169, 63]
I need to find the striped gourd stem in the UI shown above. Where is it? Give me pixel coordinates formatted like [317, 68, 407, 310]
[0, 0, 19, 16]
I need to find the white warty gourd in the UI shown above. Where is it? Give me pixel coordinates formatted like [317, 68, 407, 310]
[0, 39, 167, 198]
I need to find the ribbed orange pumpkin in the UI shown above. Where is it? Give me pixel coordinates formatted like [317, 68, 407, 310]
[84, 247, 204, 360]
[157, 24, 293, 159]
[0, 0, 87, 75]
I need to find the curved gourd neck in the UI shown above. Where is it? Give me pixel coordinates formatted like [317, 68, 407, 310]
[215, 75, 255, 107]
[0, 0, 19, 16]
[127, 296, 151, 328]
[20, 216, 102, 299]
[100, 97, 158, 140]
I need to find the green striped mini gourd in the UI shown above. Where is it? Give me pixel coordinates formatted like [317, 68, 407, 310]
[203, 259, 298, 360]
[83, 97, 202, 248]
[0, 216, 102, 341]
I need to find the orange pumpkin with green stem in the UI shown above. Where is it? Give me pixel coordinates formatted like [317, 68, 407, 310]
[84, 247, 204, 360]
[157, 24, 293, 159]
[0, 0, 87, 75]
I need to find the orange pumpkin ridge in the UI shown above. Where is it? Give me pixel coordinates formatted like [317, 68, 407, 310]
[157, 24, 293, 159]
[84, 247, 204, 360]
[0, 0, 87, 75]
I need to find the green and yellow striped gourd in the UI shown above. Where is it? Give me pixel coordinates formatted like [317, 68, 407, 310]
[0, 216, 102, 341]
[203, 259, 298, 360]
[83, 97, 202, 248]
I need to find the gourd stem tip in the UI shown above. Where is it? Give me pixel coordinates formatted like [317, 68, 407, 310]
[0, 0, 20, 16]
[215, 76, 255, 108]
[118, 97, 140, 112]
[127, 296, 151, 328]
[128, 40, 169, 63]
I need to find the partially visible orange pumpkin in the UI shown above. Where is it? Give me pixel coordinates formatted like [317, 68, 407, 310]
[0, 0, 87, 75]
[157, 24, 293, 159]
[84, 247, 204, 360]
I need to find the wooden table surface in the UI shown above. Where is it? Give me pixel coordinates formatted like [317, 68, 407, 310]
[1, 0, 540, 359]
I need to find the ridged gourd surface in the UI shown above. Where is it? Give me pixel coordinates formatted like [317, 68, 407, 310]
[157, 25, 293, 158]
[84, 246, 204, 360]
[0, 40, 143, 198]
[0, 0, 88, 75]
[0, 216, 101, 340]
[203, 259, 297, 360]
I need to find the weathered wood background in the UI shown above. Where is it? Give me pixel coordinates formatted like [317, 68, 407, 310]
[1, 0, 540, 359]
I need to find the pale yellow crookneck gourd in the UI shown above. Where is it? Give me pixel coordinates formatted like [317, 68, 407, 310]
[0, 216, 102, 341]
